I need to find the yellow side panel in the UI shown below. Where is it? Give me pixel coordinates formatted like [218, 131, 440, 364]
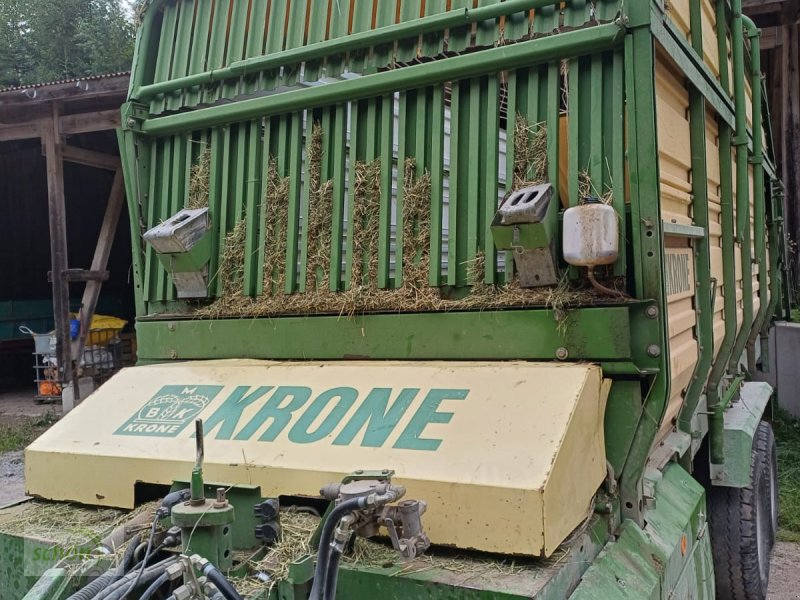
[665, 0, 721, 80]
[701, 0, 720, 79]
[656, 50, 700, 438]
[26, 360, 609, 558]
[706, 112, 726, 356]
[668, 0, 691, 37]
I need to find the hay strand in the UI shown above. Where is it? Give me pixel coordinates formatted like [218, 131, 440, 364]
[187, 146, 211, 210]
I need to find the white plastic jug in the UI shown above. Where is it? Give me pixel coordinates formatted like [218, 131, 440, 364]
[562, 198, 619, 267]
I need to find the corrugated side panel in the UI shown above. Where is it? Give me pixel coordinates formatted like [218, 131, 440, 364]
[706, 111, 726, 357]
[656, 46, 763, 438]
[656, 50, 698, 437]
[665, 0, 720, 81]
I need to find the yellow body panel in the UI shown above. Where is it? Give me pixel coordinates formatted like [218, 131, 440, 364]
[26, 360, 609, 557]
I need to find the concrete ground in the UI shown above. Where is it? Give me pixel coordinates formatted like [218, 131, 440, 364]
[0, 387, 798, 596]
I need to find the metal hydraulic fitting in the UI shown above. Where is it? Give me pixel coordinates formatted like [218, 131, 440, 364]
[166, 561, 185, 581]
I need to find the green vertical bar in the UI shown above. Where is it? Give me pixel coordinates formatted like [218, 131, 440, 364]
[619, 27, 672, 526]
[205, 0, 231, 104]
[298, 114, 314, 294]
[475, 0, 500, 48]
[156, 137, 174, 301]
[567, 59, 580, 207]
[283, 0, 309, 86]
[330, 104, 347, 291]
[532, 1, 557, 34]
[223, 0, 251, 99]
[166, 0, 194, 112]
[505, 70, 518, 284]
[609, 51, 626, 276]
[422, 0, 448, 56]
[679, 84, 713, 435]
[564, 0, 588, 28]
[262, 0, 288, 92]
[256, 119, 272, 296]
[244, 120, 262, 296]
[466, 79, 481, 275]
[395, 91, 410, 287]
[546, 63, 560, 200]
[186, 0, 213, 106]
[344, 101, 364, 290]
[150, 1, 179, 115]
[327, 0, 352, 77]
[483, 75, 500, 285]
[429, 86, 445, 286]
[246, 0, 269, 59]
[589, 55, 604, 189]
[285, 111, 304, 293]
[448, 0, 473, 53]
[215, 128, 233, 295]
[143, 141, 160, 301]
[448, 82, 461, 286]
[303, 0, 329, 82]
[167, 134, 187, 301]
[504, 1, 531, 41]
[396, 0, 422, 64]
[374, 0, 401, 68]
[526, 67, 540, 182]
[207, 128, 226, 294]
[118, 129, 148, 316]
[233, 124, 248, 224]
[378, 94, 395, 289]
[624, 37, 643, 294]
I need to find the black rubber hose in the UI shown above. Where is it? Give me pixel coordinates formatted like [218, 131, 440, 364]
[66, 572, 116, 600]
[308, 498, 368, 600]
[323, 546, 343, 600]
[201, 563, 245, 600]
[91, 558, 176, 600]
[65, 533, 143, 600]
[117, 533, 143, 576]
[139, 572, 170, 600]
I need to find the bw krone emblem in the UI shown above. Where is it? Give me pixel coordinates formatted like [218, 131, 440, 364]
[116, 385, 224, 437]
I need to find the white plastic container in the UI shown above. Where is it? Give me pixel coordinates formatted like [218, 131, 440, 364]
[562, 199, 619, 267]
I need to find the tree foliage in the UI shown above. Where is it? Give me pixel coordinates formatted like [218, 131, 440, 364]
[0, 0, 134, 88]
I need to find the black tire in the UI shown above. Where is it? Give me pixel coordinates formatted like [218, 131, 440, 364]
[708, 421, 773, 600]
[756, 421, 779, 548]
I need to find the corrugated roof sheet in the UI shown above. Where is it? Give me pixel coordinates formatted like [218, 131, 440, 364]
[0, 72, 131, 94]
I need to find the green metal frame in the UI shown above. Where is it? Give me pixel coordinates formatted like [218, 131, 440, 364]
[110, 0, 790, 597]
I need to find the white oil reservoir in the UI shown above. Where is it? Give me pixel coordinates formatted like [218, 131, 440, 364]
[562, 197, 619, 267]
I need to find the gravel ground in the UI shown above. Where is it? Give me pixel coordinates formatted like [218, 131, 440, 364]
[769, 542, 800, 599]
[0, 450, 26, 506]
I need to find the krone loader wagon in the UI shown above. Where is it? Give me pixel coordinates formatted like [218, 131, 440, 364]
[6, 1, 792, 599]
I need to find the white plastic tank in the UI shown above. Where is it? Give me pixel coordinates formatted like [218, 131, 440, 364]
[562, 197, 619, 267]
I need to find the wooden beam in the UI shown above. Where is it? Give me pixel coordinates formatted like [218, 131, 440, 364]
[72, 169, 126, 362]
[60, 109, 121, 135]
[761, 26, 783, 50]
[48, 269, 110, 283]
[62, 145, 121, 171]
[0, 121, 41, 142]
[43, 104, 79, 404]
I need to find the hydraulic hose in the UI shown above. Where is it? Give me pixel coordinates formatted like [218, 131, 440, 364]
[323, 547, 343, 600]
[308, 498, 370, 600]
[200, 562, 245, 600]
[91, 558, 176, 600]
[66, 534, 143, 600]
[139, 572, 170, 600]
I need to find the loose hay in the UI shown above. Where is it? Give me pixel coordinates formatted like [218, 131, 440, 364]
[193, 119, 626, 321]
[0, 501, 157, 554]
[187, 146, 211, 210]
[513, 115, 548, 188]
[230, 510, 548, 595]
